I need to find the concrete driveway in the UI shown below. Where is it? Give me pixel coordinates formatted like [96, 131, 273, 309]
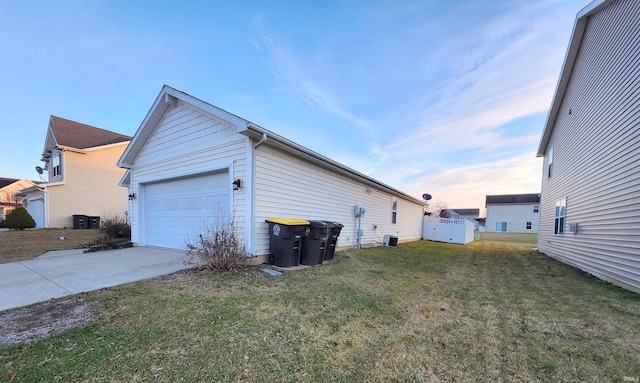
[0, 247, 191, 312]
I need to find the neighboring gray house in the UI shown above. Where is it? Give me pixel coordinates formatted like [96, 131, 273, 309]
[536, 0, 640, 292]
[485, 194, 540, 233]
[445, 208, 479, 220]
[117, 86, 425, 262]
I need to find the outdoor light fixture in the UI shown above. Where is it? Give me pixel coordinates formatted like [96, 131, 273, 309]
[128, 193, 136, 200]
[232, 179, 242, 190]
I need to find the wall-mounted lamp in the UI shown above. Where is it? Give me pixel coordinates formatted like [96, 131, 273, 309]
[128, 193, 136, 200]
[232, 179, 242, 190]
[366, 187, 374, 194]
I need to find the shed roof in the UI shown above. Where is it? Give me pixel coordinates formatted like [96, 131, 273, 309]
[119, 85, 425, 206]
[537, 0, 611, 156]
[486, 193, 540, 205]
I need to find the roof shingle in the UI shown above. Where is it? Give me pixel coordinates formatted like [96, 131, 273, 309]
[486, 193, 540, 205]
[50, 116, 131, 149]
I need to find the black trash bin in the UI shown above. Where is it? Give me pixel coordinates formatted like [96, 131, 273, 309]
[72, 215, 88, 229]
[265, 218, 310, 267]
[324, 222, 344, 261]
[88, 216, 101, 229]
[300, 221, 333, 266]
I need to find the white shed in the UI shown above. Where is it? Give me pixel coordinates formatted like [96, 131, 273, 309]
[118, 86, 425, 262]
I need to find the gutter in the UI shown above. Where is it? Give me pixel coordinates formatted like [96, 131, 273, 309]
[240, 122, 424, 205]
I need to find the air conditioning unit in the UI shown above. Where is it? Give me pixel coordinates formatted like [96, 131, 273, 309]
[383, 235, 398, 248]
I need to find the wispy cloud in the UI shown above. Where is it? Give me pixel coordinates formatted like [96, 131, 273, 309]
[406, 153, 543, 215]
[254, 35, 373, 138]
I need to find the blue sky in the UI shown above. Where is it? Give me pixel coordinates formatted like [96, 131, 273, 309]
[0, 0, 587, 215]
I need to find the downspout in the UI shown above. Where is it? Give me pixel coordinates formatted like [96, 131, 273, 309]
[250, 132, 268, 256]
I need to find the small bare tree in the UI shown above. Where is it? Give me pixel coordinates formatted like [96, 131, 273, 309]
[431, 200, 450, 217]
[185, 217, 250, 271]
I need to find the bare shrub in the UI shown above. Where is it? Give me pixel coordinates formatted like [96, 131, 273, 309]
[101, 215, 131, 239]
[185, 219, 250, 271]
[82, 215, 131, 251]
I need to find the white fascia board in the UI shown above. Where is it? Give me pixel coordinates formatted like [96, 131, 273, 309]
[536, 0, 610, 157]
[84, 140, 131, 153]
[117, 87, 172, 169]
[56, 145, 87, 154]
[239, 122, 425, 206]
[119, 169, 131, 187]
[117, 85, 248, 169]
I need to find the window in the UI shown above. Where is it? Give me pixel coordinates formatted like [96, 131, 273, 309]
[52, 152, 61, 177]
[496, 222, 507, 232]
[547, 147, 553, 178]
[391, 198, 397, 224]
[526, 222, 532, 230]
[533, 205, 539, 213]
[554, 197, 567, 235]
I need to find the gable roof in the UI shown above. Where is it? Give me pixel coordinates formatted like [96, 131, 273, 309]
[537, 0, 612, 156]
[0, 177, 20, 189]
[48, 116, 132, 150]
[486, 193, 540, 205]
[119, 85, 425, 205]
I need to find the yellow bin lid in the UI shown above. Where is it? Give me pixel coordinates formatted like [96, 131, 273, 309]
[265, 217, 310, 225]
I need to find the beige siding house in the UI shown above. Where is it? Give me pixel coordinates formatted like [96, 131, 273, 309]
[18, 116, 131, 228]
[537, 0, 640, 292]
[0, 178, 37, 220]
[118, 86, 425, 261]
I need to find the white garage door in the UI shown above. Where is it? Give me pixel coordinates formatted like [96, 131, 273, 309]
[143, 171, 230, 249]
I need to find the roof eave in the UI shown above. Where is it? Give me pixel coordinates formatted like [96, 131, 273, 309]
[118, 85, 248, 169]
[537, 0, 611, 157]
[239, 123, 425, 205]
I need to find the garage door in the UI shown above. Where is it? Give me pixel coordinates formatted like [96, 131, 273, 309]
[143, 171, 230, 249]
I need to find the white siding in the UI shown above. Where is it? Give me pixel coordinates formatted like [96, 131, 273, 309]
[128, 102, 248, 247]
[485, 204, 540, 233]
[538, 0, 640, 292]
[253, 145, 424, 255]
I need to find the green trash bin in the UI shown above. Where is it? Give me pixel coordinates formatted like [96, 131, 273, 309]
[300, 220, 333, 266]
[265, 218, 310, 267]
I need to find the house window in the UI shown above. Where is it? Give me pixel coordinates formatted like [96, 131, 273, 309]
[496, 222, 507, 232]
[554, 197, 567, 235]
[547, 147, 553, 178]
[391, 198, 397, 224]
[526, 222, 532, 230]
[533, 205, 539, 213]
[52, 152, 61, 177]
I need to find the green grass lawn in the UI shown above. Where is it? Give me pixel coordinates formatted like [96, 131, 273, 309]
[1, 238, 639, 382]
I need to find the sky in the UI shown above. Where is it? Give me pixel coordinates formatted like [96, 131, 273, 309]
[0, 0, 588, 216]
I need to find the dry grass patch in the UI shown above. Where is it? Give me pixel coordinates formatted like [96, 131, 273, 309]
[1, 239, 639, 382]
[0, 228, 101, 263]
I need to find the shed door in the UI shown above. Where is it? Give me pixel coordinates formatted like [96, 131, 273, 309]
[28, 198, 45, 228]
[143, 171, 230, 249]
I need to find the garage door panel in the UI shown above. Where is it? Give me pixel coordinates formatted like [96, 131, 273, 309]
[143, 172, 230, 249]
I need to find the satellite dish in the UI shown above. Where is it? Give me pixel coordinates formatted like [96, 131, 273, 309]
[35, 166, 44, 174]
[422, 193, 432, 201]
